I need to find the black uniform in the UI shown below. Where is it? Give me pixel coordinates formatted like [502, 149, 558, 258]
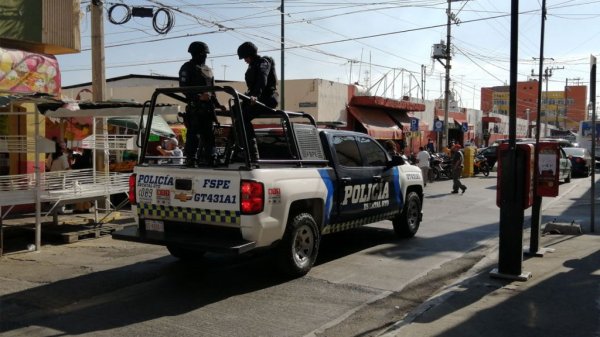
[179, 60, 220, 164]
[245, 56, 278, 109]
[241, 55, 279, 159]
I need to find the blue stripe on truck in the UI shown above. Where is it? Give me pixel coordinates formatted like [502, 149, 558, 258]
[318, 168, 335, 225]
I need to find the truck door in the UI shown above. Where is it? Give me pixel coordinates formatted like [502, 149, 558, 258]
[332, 135, 400, 225]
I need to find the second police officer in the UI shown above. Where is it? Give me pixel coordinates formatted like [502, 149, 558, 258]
[237, 41, 279, 160]
[179, 41, 225, 167]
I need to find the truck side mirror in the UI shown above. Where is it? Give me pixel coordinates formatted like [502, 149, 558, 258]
[388, 155, 405, 167]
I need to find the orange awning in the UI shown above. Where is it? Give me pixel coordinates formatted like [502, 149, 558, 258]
[347, 106, 403, 140]
[350, 95, 426, 112]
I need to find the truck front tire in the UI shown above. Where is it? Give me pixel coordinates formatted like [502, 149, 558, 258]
[393, 191, 421, 238]
[276, 213, 320, 277]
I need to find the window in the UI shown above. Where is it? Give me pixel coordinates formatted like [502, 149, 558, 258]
[333, 136, 361, 167]
[357, 136, 387, 166]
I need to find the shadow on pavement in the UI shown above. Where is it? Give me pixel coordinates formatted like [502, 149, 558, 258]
[407, 246, 600, 337]
[0, 253, 292, 335]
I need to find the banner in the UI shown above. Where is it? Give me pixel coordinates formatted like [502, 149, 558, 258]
[0, 47, 61, 96]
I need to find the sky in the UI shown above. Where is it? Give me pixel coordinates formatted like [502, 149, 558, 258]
[57, 0, 600, 109]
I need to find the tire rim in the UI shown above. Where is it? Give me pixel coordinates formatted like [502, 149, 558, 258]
[406, 199, 419, 230]
[292, 224, 314, 267]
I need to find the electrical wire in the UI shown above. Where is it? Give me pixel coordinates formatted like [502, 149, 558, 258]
[108, 3, 131, 25]
[153, 7, 175, 34]
[108, 2, 176, 34]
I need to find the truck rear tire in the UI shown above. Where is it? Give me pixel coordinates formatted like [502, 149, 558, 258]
[166, 244, 206, 261]
[276, 213, 320, 277]
[393, 191, 421, 238]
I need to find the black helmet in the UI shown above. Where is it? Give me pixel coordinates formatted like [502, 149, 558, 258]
[188, 41, 210, 55]
[237, 41, 258, 59]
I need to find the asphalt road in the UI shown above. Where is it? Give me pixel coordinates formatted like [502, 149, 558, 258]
[0, 172, 590, 337]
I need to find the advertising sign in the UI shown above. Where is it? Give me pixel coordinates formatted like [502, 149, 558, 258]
[536, 142, 560, 197]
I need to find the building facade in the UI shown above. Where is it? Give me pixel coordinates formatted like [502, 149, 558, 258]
[481, 80, 587, 132]
[63, 75, 432, 152]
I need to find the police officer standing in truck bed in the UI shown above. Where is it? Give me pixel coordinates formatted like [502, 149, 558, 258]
[237, 41, 279, 160]
[179, 41, 224, 167]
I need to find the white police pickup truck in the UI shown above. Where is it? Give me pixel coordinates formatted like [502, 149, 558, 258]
[113, 86, 424, 277]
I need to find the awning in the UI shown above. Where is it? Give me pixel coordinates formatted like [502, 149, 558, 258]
[454, 118, 467, 125]
[386, 110, 412, 125]
[108, 115, 175, 138]
[349, 95, 426, 112]
[482, 116, 502, 123]
[44, 105, 179, 118]
[347, 106, 403, 140]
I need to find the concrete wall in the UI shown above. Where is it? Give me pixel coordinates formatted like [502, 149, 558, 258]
[62, 77, 353, 125]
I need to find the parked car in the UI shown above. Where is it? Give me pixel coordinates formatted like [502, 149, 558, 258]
[516, 141, 571, 183]
[558, 147, 572, 183]
[493, 138, 576, 148]
[563, 147, 593, 177]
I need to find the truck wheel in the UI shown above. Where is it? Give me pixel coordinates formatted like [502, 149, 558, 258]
[276, 213, 320, 277]
[166, 244, 206, 261]
[393, 191, 421, 238]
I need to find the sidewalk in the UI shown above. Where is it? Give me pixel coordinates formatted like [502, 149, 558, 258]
[381, 174, 600, 337]
[1, 209, 136, 255]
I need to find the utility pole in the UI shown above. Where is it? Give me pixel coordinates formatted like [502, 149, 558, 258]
[280, 0, 285, 109]
[532, 63, 562, 136]
[222, 65, 228, 80]
[91, 0, 106, 102]
[91, 0, 109, 211]
[491, 0, 530, 281]
[590, 55, 597, 234]
[443, 0, 452, 148]
[432, 0, 464, 150]
[528, 0, 549, 257]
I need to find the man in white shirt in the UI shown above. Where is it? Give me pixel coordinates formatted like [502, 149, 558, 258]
[157, 137, 184, 165]
[416, 146, 431, 186]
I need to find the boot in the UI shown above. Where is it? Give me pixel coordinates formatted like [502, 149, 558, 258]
[250, 139, 260, 161]
[185, 158, 196, 168]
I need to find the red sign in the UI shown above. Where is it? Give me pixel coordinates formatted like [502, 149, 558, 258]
[496, 143, 535, 209]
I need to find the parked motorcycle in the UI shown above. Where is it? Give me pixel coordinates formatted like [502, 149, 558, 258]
[473, 154, 490, 176]
[430, 152, 453, 180]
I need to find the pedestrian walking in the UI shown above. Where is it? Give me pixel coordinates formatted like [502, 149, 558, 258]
[451, 144, 467, 194]
[426, 138, 435, 153]
[416, 146, 431, 186]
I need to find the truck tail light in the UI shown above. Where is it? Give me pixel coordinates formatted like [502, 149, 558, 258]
[128, 174, 137, 205]
[240, 180, 264, 214]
